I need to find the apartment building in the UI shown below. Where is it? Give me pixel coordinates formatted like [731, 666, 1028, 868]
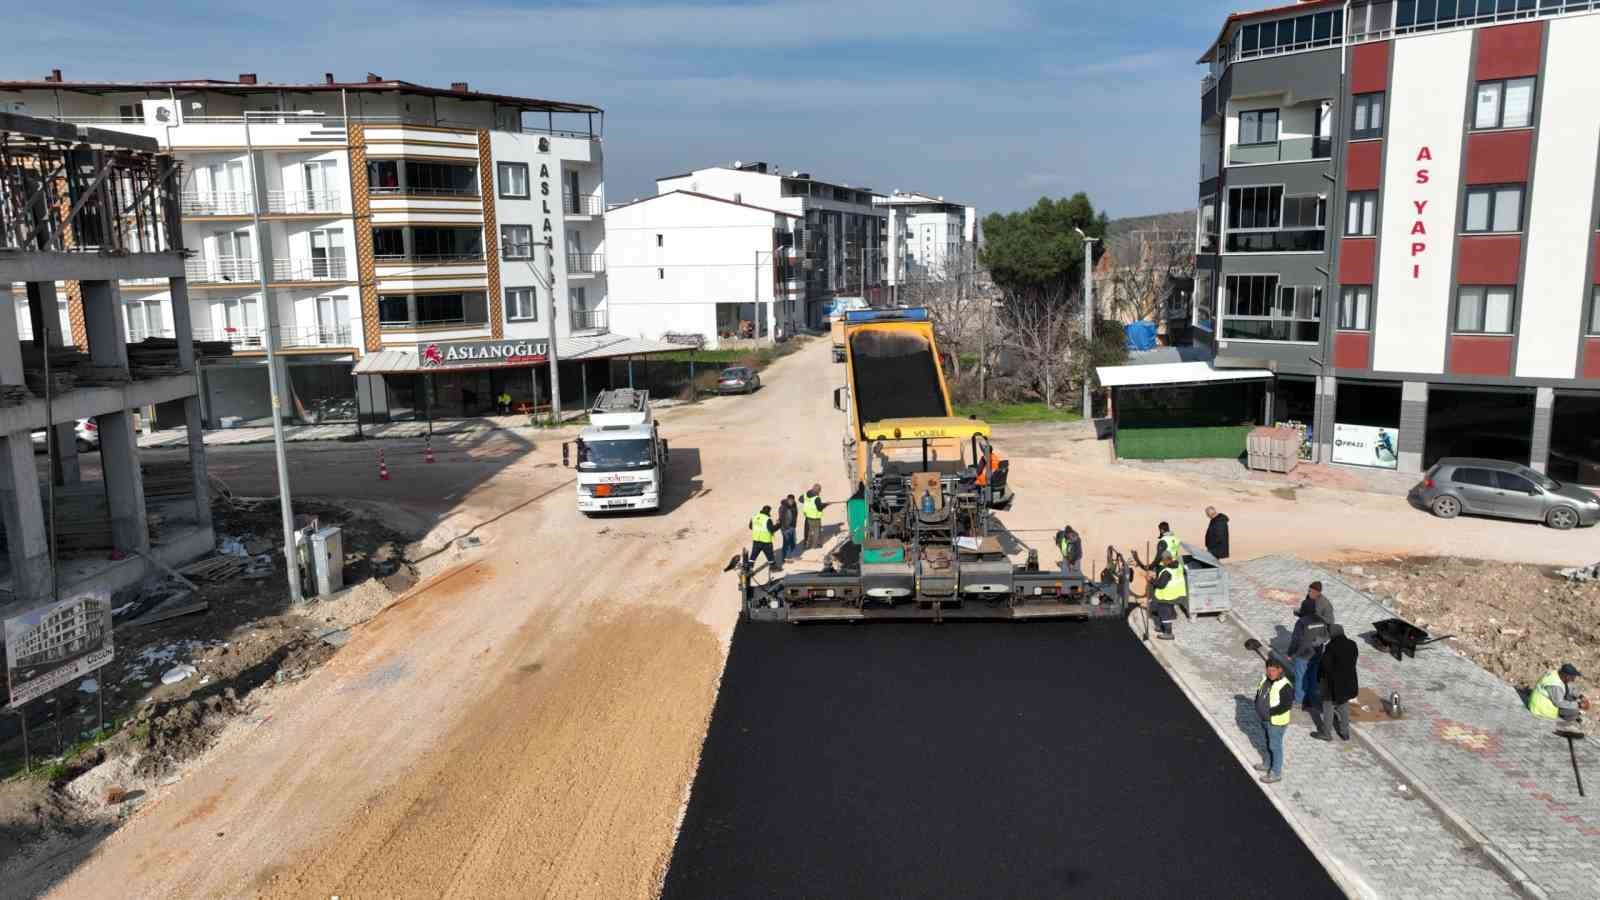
[0, 72, 620, 423]
[878, 191, 978, 293]
[638, 162, 887, 333]
[1197, 0, 1600, 482]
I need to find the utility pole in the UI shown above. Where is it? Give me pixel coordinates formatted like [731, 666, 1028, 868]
[543, 238, 562, 422]
[1075, 228, 1098, 420]
[244, 112, 302, 605]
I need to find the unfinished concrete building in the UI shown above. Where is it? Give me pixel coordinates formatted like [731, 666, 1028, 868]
[0, 112, 213, 616]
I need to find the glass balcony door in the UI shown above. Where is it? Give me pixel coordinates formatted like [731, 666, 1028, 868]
[316, 295, 350, 345]
[302, 159, 336, 212]
[309, 228, 346, 278]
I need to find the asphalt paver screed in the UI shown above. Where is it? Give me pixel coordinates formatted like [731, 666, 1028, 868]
[664, 619, 1341, 899]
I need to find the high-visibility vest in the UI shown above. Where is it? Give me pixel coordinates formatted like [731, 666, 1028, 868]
[1154, 563, 1187, 604]
[1160, 532, 1182, 563]
[801, 494, 823, 520]
[751, 513, 774, 544]
[1057, 533, 1079, 559]
[1258, 676, 1292, 726]
[1528, 670, 1564, 719]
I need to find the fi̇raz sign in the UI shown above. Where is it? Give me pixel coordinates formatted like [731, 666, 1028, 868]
[418, 339, 549, 369]
[1331, 423, 1400, 470]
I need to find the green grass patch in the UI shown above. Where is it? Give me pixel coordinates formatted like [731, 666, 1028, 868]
[651, 335, 810, 370]
[1115, 425, 1252, 460]
[954, 401, 1083, 424]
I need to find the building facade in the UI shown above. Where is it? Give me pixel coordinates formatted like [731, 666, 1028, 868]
[0, 73, 614, 422]
[605, 191, 800, 348]
[1198, 0, 1600, 481]
[651, 162, 887, 331]
[879, 191, 978, 292]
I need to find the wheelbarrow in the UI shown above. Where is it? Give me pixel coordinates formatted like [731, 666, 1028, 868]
[1371, 617, 1454, 661]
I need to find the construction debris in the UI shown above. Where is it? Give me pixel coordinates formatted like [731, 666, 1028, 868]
[0, 383, 29, 406]
[180, 556, 244, 583]
[126, 600, 210, 628]
[1556, 561, 1600, 583]
[75, 365, 132, 387]
[141, 460, 196, 502]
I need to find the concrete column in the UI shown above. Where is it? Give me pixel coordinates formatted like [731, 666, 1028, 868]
[1398, 381, 1429, 474]
[1530, 387, 1555, 474]
[0, 433, 53, 601]
[168, 277, 212, 530]
[81, 280, 147, 551]
[25, 281, 80, 485]
[80, 280, 130, 368]
[1314, 375, 1336, 463]
[1262, 382, 1276, 426]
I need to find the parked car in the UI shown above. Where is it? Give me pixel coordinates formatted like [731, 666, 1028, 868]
[1408, 457, 1600, 530]
[31, 418, 99, 453]
[717, 366, 761, 394]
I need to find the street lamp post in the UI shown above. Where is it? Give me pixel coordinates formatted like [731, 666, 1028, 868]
[1075, 227, 1098, 419]
[523, 241, 562, 423]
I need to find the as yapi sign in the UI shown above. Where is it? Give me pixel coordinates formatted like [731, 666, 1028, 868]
[418, 339, 548, 368]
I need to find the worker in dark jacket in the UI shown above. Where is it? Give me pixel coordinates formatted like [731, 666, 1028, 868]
[776, 495, 799, 564]
[1287, 596, 1330, 708]
[1311, 624, 1359, 741]
[1204, 506, 1230, 560]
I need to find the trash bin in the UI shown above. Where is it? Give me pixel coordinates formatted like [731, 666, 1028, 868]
[1179, 542, 1230, 617]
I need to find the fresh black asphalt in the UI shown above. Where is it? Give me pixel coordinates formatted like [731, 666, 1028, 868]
[663, 619, 1342, 899]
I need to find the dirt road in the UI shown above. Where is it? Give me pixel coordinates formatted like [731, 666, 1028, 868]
[30, 338, 1596, 898]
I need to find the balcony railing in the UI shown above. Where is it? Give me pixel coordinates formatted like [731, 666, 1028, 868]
[267, 190, 343, 214]
[181, 190, 253, 216]
[1224, 229, 1326, 254]
[185, 257, 258, 283]
[373, 252, 486, 265]
[369, 184, 479, 198]
[193, 325, 355, 349]
[272, 257, 351, 281]
[567, 252, 604, 275]
[563, 194, 603, 216]
[1227, 136, 1333, 166]
[570, 308, 608, 332]
[40, 112, 599, 140]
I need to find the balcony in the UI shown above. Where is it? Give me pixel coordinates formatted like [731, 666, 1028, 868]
[369, 184, 479, 199]
[563, 194, 603, 217]
[1224, 230, 1326, 254]
[185, 257, 258, 284]
[192, 325, 355, 350]
[570, 308, 608, 333]
[267, 190, 343, 215]
[1227, 136, 1333, 166]
[567, 252, 604, 276]
[272, 257, 351, 282]
[373, 252, 486, 265]
[181, 190, 253, 216]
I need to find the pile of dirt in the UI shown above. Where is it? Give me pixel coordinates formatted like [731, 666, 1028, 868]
[1335, 556, 1600, 688]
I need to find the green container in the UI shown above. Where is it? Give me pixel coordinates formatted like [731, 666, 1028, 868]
[863, 546, 905, 564]
[847, 498, 868, 544]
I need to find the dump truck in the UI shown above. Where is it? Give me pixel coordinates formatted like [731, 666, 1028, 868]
[827, 296, 867, 362]
[562, 389, 669, 514]
[732, 307, 1132, 622]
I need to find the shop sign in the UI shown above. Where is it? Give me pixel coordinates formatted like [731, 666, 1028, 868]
[418, 339, 548, 369]
[5, 592, 114, 707]
[1332, 423, 1400, 470]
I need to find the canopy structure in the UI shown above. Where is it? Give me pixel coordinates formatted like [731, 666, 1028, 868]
[354, 334, 682, 374]
[1095, 361, 1274, 390]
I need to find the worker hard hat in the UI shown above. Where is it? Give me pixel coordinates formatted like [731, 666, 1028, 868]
[1561, 663, 1583, 678]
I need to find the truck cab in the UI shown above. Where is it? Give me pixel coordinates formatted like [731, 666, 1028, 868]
[564, 389, 669, 514]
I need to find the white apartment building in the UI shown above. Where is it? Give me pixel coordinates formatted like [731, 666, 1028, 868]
[878, 191, 978, 294]
[0, 72, 617, 423]
[644, 162, 888, 332]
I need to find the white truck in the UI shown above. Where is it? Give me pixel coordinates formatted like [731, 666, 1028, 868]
[563, 389, 669, 514]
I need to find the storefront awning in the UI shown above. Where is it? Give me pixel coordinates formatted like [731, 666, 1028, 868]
[354, 334, 683, 375]
[1095, 361, 1275, 390]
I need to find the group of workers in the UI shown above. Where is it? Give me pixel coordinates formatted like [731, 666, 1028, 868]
[748, 484, 827, 571]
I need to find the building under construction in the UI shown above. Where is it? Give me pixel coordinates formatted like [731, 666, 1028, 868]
[0, 111, 214, 616]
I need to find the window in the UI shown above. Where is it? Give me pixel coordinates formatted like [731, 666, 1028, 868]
[373, 227, 405, 259]
[1351, 92, 1385, 139]
[1338, 286, 1372, 330]
[1345, 191, 1378, 236]
[1496, 471, 1537, 494]
[506, 287, 537, 321]
[1463, 185, 1523, 233]
[125, 300, 165, 341]
[656, 234, 664, 247]
[1473, 78, 1535, 129]
[1222, 274, 1322, 342]
[1451, 467, 1494, 487]
[367, 160, 400, 193]
[1454, 286, 1515, 334]
[1590, 286, 1600, 336]
[405, 161, 477, 196]
[1239, 109, 1280, 144]
[1226, 185, 1283, 230]
[658, 268, 664, 279]
[378, 295, 410, 325]
[1281, 194, 1327, 229]
[315, 296, 350, 344]
[497, 162, 529, 198]
[501, 225, 533, 259]
[569, 286, 588, 310]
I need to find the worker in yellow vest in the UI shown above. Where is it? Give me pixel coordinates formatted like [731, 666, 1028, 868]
[1146, 549, 1186, 641]
[750, 505, 780, 571]
[1157, 521, 1183, 568]
[1254, 656, 1293, 783]
[801, 483, 828, 550]
[1527, 663, 1587, 720]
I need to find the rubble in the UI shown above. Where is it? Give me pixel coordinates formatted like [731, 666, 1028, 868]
[1556, 560, 1600, 583]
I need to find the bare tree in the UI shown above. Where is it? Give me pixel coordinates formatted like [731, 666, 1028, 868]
[1101, 228, 1196, 325]
[900, 245, 994, 388]
[997, 290, 1080, 408]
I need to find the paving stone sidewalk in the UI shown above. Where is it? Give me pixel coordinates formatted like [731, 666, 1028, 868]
[135, 411, 583, 449]
[1149, 555, 1598, 898]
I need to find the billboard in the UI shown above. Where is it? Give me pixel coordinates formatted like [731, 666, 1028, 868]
[5, 592, 114, 707]
[417, 339, 549, 369]
[1332, 423, 1400, 470]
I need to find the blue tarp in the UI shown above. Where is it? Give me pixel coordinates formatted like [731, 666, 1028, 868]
[1124, 321, 1158, 351]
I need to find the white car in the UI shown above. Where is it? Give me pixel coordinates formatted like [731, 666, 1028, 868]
[31, 418, 99, 453]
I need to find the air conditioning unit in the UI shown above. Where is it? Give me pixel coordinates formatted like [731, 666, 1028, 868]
[142, 99, 182, 126]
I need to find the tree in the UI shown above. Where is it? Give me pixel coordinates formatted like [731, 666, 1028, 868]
[1101, 228, 1196, 325]
[978, 194, 1109, 407]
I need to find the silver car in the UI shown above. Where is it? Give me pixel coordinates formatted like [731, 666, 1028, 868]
[1408, 457, 1600, 530]
[717, 366, 761, 394]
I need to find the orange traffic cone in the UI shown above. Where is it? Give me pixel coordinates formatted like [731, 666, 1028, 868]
[378, 449, 389, 481]
[425, 439, 435, 464]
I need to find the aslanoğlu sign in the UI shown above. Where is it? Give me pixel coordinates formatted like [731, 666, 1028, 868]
[417, 339, 549, 369]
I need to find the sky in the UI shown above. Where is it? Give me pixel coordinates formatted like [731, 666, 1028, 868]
[6, 0, 1245, 219]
